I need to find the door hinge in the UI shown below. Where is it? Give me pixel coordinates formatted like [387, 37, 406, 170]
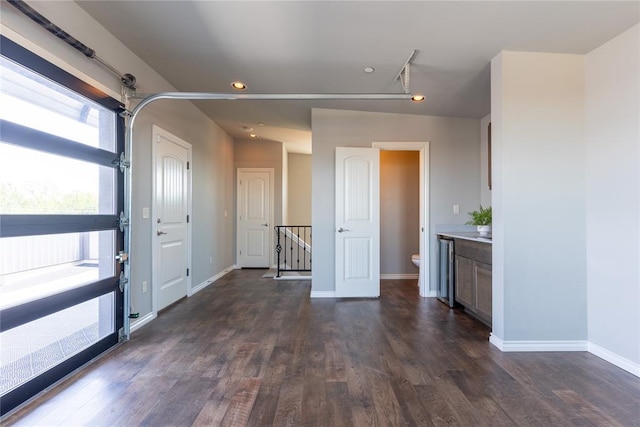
[118, 271, 128, 292]
[115, 251, 128, 264]
[114, 152, 130, 173]
[117, 212, 129, 232]
[186, 268, 190, 277]
[186, 214, 189, 223]
[187, 161, 190, 170]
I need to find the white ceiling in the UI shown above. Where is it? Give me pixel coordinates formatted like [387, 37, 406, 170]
[77, 1, 639, 154]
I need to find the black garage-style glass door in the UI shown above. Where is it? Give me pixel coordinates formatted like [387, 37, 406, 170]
[0, 36, 125, 416]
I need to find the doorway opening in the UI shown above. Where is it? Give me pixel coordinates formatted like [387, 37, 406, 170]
[373, 142, 430, 297]
[380, 150, 420, 284]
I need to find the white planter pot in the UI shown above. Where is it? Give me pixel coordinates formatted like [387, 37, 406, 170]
[477, 225, 492, 236]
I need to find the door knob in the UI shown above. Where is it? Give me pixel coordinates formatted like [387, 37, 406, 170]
[157, 230, 167, 236]
[261, 223, 269, 227]
[337, 227, 350, 233]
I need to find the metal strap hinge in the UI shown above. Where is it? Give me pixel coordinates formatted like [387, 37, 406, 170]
[115, 152, 131, 173]
[119, 271, 128, 292]
[118, 212, 129, 232]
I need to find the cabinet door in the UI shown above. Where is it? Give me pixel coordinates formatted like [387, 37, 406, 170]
[475, 261, 492, 321]
[455, 255, 474, 307]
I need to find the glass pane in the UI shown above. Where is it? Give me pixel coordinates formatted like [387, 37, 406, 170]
[0, 293, 115, 395]
[0, 143, 116, 215]
[0, 56, 116, 152]
[0, 231, 115, 310]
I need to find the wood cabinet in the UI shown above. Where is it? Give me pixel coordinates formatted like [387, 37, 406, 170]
[454, 239, 492, 326]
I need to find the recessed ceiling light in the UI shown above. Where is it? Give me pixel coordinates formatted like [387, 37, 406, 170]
[411, 94, 425, 102]
[364, 67, 375, 73]
[231, 81, 247, 90]
[249, 134, 258, 138]
[258, 123, 265, 126]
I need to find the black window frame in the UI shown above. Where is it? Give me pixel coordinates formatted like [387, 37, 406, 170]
[0, 34, 126, 416]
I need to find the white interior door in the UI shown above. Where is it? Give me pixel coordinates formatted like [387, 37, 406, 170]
[237, 169, 272, 268]
[335, 147, 380, 297]
[154, 126, 191, 310]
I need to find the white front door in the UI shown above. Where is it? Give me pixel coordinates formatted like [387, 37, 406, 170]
[154, 126, 191, 310]
[335, 147, 380, 297]
[237, 169, 273, 268]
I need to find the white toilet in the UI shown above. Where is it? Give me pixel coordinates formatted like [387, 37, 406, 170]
[411, 254, 420, 267]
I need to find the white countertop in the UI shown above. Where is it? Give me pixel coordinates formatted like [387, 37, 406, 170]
[437, 231, 492, 244]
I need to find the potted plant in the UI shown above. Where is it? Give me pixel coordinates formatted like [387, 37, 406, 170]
[466, 205, 492, 236]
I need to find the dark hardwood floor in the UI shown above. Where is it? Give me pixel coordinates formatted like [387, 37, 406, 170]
[4, 269, 639, 426]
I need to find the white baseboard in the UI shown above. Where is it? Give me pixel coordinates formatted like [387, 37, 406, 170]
[188, 265, 235, 296]
[130, 312, 156, 334]
[489, 335, 588, 352]
[310, 291, 336, 298]
[381, 274, 419, 280]
[489, 334, 504, 350]
[275, 275, 311, 281]
[588, 342, 640, 377]
[490, 335, 640, 378]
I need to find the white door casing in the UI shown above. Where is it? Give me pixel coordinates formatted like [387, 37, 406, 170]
[152, 125, 192, 311]
[372, 142, 430, 297]
[335, 147, 380, 297]
[237, 169, 273, 268]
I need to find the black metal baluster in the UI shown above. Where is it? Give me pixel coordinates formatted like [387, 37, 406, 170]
[275, 226, 282, 277]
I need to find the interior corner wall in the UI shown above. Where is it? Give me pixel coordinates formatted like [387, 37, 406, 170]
[1, 1, 236, 322]
[311, 108, 480, 293]
[491, 51, 587, 342]
[287, 153, 312, 226]
[380, 151, 420, 275]
[585, 24, 640, 367]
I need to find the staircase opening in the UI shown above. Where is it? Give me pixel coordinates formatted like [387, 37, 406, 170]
[274, 225, 311, 279]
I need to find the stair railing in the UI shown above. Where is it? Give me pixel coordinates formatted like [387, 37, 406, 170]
[274, 225, 311, 277]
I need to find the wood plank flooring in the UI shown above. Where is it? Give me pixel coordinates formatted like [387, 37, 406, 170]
[4, 269, 640, 426]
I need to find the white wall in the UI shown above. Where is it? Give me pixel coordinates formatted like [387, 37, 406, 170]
[311, 108, 480, 294]
[287, 153, 312, 226]
[1, 1, 236, 321]
[585, 24, 640, 370]
[491, 52, 587, 343]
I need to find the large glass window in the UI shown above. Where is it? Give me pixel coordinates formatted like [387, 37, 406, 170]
[0, 144, 116, 215]
[0, 293, 115, 396]
[0, 56, 116, 151]
[0, 36, 124, 416]
[0, 231, 115, 310]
